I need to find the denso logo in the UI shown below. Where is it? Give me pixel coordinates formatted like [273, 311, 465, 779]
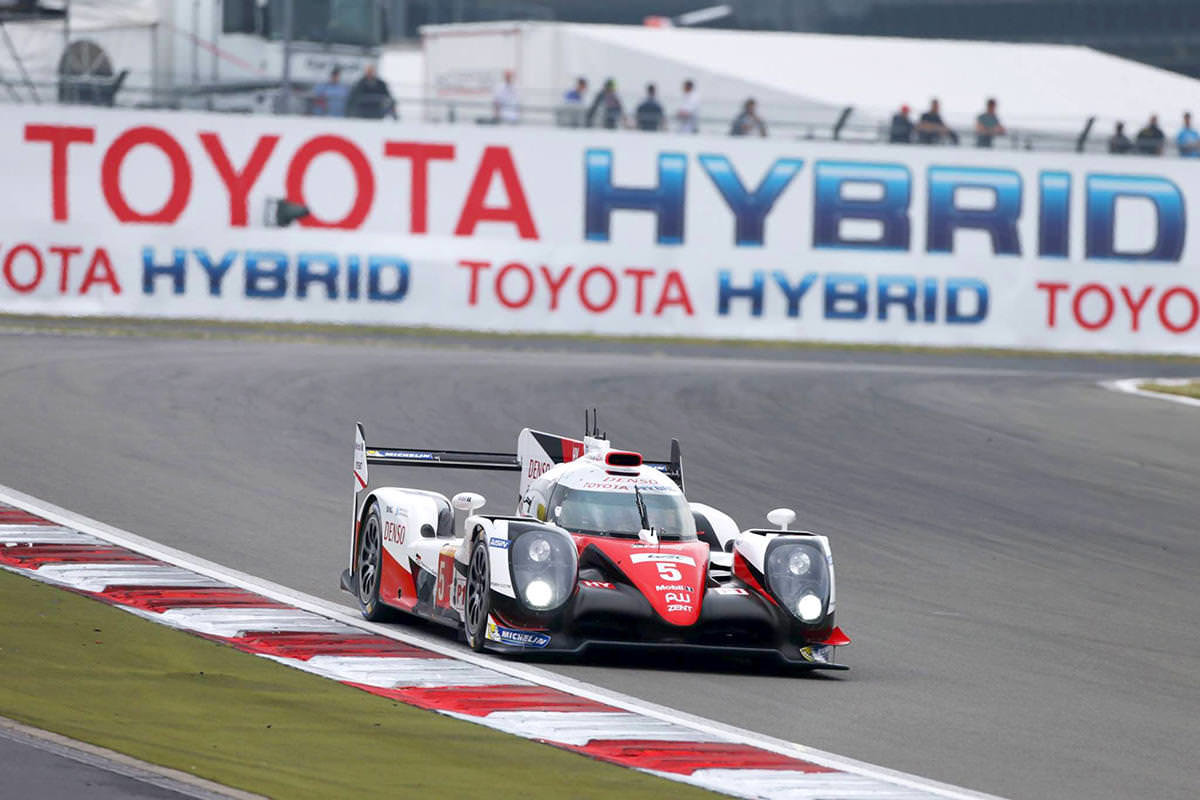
[526, 459, 552, 479]
[382, 521, 405, 544]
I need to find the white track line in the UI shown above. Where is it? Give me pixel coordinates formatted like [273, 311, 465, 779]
[0, 482, 1002, 800]
[1102, 377, 1200, 407]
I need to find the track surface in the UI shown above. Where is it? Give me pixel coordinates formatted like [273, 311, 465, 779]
[1, 332, 1197, 800]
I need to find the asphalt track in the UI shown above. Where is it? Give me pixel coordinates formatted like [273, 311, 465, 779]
[0, 329, 1197, 800]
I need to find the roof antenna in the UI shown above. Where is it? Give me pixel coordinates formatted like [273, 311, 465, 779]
[592, 408, 599, 438]
[584, 408, 589, 438]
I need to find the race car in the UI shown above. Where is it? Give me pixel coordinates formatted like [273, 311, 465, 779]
[340, 414, 850, 669]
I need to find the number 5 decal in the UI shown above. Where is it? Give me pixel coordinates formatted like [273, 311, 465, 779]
[655, 562, 682, 582]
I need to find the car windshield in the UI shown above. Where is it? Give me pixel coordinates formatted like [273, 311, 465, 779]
[549, 485, 695, 540]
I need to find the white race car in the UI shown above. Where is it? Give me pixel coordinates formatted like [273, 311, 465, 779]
[340, 413, 850, 668]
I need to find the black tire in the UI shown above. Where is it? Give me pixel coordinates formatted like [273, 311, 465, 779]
[355, 503, 395, 622]
[463, 536, 492, 652]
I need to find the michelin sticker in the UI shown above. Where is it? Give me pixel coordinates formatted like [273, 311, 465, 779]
[486, 618, 550, 648]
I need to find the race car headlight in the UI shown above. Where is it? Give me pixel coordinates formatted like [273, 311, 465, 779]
[509, 526, 576, 611]
[765, 542, 829, 623]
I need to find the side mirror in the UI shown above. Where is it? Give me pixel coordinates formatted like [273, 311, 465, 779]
[766, 507, 796, 530]
[452, 492, 486, 538]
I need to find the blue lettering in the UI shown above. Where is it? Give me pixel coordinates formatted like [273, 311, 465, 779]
[141, 247, 186, 295]
[1085, 174, 1185, 261]
[245, 251, 288, 299]
[877, 275, 918, 322]
[927, 167, 1022, 255]
[717, 270, 764, 316]
[813, 161, 911, 250]
[584, 149, 686, 245]
[946, 278, 989, 324]
[192, 249, 236, 297]
[1038, 172, 1071, 259]
[368, 256, 409, 301]
[824, 274, 868, 320]
[297, 252, 339, 299]
[699, 155, 803, 246]
[772, 271, 817, 317]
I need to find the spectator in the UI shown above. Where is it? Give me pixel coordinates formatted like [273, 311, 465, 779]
[675, 79, 700, 133]
[1108, 122, 1133, 154]
[917, 98, 954, 144]
[346, 64, 394, 119]
[889, 104, 914, 144]
[635, 83, 665, 131]
[975, 98, 1006, 148]
[559, 77, 588, 127]
[1136, 114, 1165, 155]
[729, 98, 766, 137]
[493, 70, 519, 124]
[587, 79, 625, 129]
[1176, 112, 1199, 157]
[310, 66, 349, 117]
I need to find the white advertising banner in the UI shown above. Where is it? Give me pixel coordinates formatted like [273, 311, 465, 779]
[2, 105, 1199, 353]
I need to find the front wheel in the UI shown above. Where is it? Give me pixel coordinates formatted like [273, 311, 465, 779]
[463, 536, 492, 652]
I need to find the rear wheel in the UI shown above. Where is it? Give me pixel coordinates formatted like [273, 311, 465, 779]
[356, 504, 394, 622]
[463, 537, 492, 651]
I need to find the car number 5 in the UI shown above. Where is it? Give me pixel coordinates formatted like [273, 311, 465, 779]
[655, 562, 682, 581]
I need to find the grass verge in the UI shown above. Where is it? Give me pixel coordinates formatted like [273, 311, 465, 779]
[1139, 380, 1200, 400]
[3, 311, 1200, 362]
[0, 569, 717, 800]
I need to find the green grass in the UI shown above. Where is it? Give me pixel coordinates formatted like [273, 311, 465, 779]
[3, 311, 1200, 362]
[0, 569, 717, 800]
[1139, 380, 1200, 400]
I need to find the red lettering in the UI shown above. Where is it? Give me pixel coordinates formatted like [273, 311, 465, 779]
[1158, 286, 1199, 333]
[454, 146, 538, 239]
[24, 124, 94, 222]
[578, 266, 617, 313]
[383, 141, 455, 234]
[1035, 281, 1070, 328]
[199, 132, 279, 227]
[1118, 286, 1154, 332]
[539, 264, 574, 310]
[101, 127, 192, 224]
[286, 135, 375, 229]
[49, 245, 82, 293]
[3, 243, 44, 293]
[623, 268, 654, 314]
[459, 259, 491, 306]
[495, 262, 535, 309]
[79, 248, 121, 295]
[1072, 283, 1114, 331]
[655, 270, 695, 316]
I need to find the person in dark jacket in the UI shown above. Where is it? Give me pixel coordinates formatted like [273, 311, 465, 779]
[635, 83, 665, 131]
[729, 98, 766, 137]
[1135, 114, 1165, 155]
[347, 64, 395, 119]
[889, 104, 914, 143]
[587, 79, 625, 129]
[1108, 122, 1133, 154]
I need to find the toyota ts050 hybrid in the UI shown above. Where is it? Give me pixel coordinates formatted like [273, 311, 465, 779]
[340, 414, 850, 669]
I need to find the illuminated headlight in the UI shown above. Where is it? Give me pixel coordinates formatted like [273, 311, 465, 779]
[523, 579, 554, 608]
[796, 593, 823, 621]
[765, 542, 830, 623]
[509, 526, 577, 612]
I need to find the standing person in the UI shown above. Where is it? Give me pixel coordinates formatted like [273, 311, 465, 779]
[492, 70, 520, 124]
[917, 98, 953, 144]
[635, 83, 665, 131]
[729, 98, 766, 137]
[586, 79, 625, 129]
[559, 76, 588, 127]
[889, 104, 914, 143]
[1108, 122, 1133, 154]
[675, 78, 700, 133]
[975, 98, 1006, 148]
[346, 63, 395, 119]
[1136, 114, 1165, 155]
[1176, 112, 1199, 157]
[310, 66, 349, 116]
